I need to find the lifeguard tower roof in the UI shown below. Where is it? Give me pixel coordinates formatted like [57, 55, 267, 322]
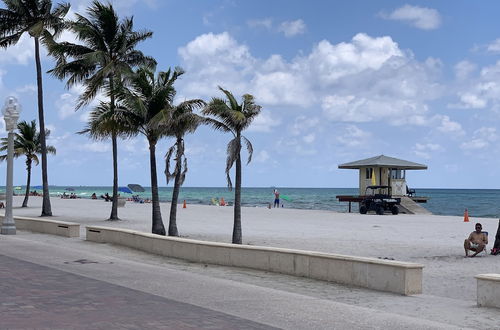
[338, 155, 427, 170]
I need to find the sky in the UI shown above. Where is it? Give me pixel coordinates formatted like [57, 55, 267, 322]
[1, 0, 500, 189]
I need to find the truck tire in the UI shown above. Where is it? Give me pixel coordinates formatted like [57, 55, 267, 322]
[359, 205, 367, 214]
[376, 205, 384, 215]
[391, 205, 399, 215]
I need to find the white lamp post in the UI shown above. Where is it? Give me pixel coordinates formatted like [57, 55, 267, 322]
[1, 96, 21, 235]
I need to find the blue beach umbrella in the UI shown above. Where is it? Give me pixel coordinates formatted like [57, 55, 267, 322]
[118, 186, 133, 194]
[127, 184, 145, 192]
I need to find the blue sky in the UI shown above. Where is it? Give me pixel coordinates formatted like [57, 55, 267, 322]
[1, 0, 500, 189]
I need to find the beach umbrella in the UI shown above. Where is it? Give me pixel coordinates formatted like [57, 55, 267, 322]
[371, 169, 376, 186]
[127, 184, 145, 192]
[118, 186, 133, 194]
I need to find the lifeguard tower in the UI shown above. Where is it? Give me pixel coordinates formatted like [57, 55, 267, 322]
[336, 155, 430, 214]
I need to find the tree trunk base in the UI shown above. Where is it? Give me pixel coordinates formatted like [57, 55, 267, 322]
[152, 226, 166, 236]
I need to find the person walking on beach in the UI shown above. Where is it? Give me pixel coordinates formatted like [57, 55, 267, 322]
[464, 223, 488, 257]
[273, 189, 280, 208]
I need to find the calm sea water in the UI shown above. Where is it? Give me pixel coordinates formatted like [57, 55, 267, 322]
[13, 186, 500, 218]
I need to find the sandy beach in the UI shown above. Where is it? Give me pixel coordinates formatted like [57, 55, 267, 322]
[8, 195, 500, 299]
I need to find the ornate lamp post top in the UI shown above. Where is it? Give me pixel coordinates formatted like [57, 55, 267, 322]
[2, 96, 22, 131]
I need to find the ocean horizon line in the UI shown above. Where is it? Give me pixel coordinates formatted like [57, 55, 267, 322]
[5, 185, 500, 191]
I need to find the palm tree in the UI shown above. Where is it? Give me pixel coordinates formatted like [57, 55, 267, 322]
[202, 87, 261, 244]
[117, 65, 185, 235]
[48, 0, 154, 220]
[0, 0, 70, 216]
[0, 120, 56, 207]
[162, 96, 205, 237]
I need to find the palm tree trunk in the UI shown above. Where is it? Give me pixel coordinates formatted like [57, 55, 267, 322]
[168, 138, 182, 236]
[22, 159, 32, 208]
[149, 139, 165, 235]
[109, 132, 119, 220]
[232, 135, 242, 244]
[34, 37, 52, 216]
[108, 78, 119, 221]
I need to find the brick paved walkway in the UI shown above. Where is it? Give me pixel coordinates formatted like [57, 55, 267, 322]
[0, 255, 277, 329]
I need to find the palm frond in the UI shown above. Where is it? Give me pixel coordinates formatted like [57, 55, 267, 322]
[164, 144, 176, 184]
[225, 137, 241, 190]
[242, 135, 253, 165]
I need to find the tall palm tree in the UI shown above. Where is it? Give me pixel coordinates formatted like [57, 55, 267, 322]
[48, 0, 154, 220]
[162, 97, 205, 237]
[0, 0, 70, 216]
[117, 65, 185, 235]
[203, 87, 261, 244]
[0, 120, 56, 207]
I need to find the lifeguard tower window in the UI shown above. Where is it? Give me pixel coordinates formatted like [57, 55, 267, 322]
[366, 168, 373, 179]
[390, 169, 405, 179]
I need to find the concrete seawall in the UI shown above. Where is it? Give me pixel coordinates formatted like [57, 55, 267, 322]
[86, 225, 423, 295]
[0, 215, 80, 237]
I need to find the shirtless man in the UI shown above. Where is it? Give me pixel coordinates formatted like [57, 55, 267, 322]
[273, 189, 280, 208]
[464, 223, 488, 257]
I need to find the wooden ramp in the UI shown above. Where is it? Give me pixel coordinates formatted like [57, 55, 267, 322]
[398, 196, 432, 215]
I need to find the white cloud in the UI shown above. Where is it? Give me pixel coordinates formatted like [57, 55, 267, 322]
[56, 93, 78, 119]
[303, 133, 315, 144]
[454, 61, 476, 81]
[248, 110, 281, 132]
[461, 139, 488, 150]
[247, 18, 273, 30]
[451, 61, 500, 110]
[178, 32, 254, 97]
[336, 125, 371, 148]
[15, 84, 37, 94]
[45, 124, 57, 134]
[178, 32, 441, 127]
[380, 5, 442, 30]
[435, 115, 464, 135]
[0, 34, 34, 65]
[81, 142, 110, 153]
[413, 142, 442, 159]
[255, 150, 270, 163]
[278, 19, 306, 37]
[460, 127, 497, 150]
[289, 116, 320, 136]
[487, 38, 500, 53]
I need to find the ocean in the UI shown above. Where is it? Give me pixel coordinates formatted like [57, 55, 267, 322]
[14, 186, 500, 219]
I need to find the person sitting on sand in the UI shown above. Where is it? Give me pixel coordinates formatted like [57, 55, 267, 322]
[100, 193, 111, 202]
[91, 193, 97, 199]
[464, 222, 488, 257]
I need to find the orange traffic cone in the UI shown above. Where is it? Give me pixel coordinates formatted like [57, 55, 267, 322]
[183, 200, 186, 208]
[463, 208, 469, 222]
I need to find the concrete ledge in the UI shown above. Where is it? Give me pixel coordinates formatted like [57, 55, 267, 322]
[86, 226, 423, 295]
[475, 274, 500, 308]
[0, 215, 80, 237]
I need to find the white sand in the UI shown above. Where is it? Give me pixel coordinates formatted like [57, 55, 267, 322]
[9, 195, 500, 303]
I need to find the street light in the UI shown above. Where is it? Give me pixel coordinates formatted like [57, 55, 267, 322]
[1, 96, 21, 235]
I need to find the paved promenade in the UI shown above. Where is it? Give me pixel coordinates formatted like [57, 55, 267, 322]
[1, 231, 497, 329]
[0, 254, 274, 330]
